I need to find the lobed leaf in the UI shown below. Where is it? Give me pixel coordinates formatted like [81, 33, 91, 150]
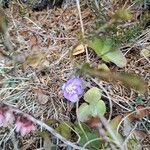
[90, 100, 106, 117]
[78, 103, 90, 122]
[84, 87, 102, 103]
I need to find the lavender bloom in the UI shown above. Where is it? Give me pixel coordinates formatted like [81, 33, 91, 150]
[62, 77, 84, 102]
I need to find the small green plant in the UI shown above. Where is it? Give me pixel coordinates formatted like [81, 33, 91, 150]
[78, 87, 106, 122]
[74, 122, 101, 149]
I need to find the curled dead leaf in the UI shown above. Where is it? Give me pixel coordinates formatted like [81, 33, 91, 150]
[72, 44, 85, 56]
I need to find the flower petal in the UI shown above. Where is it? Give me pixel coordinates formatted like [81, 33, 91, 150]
[16, 122, 22, 132]
[69, 94, 79, 102]
[5, 111, 14, 125]
[0, 114, 4, 126]
[21, 127, 28, 136]
[75, 86, 83, 96]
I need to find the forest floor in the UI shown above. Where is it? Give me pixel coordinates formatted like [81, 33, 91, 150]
[0, 0, 149, 150]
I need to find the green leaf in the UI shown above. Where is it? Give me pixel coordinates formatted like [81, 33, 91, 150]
[78, 87, 106, 122]
[78, 100, 106, 122]
[84, 87, 101, 103]
[74, 123, 101, 149]
[90, 100, 106, 117]
[127, 138, 140, 150]
[56, 122, 71, 140]
[5, 78, 17, 87]
[105, 116, 124, 144]
[46, 119, 58, 126]
[88, 38, 111, 62]
[88, 37, 127, 68]
[78, 103, 90, 122]
[135, 96, 143, 104]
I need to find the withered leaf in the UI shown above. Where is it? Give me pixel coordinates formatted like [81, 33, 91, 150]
[29, 34, 38, 47]
[127, 105, 150, 121]
[86, 117, 101, 128]
[23, 52, 46, 70]
[33, 88, 49, 105]
[79, 63, 147, 92]
[72, 44, 85, 56]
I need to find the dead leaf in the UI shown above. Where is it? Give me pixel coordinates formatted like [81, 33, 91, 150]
[19, 30, 29, 38]
[132, 130, 148, 141]
[127, 105, 150, 121]
[23, 52, 46, 70]
[79, 63, 147, 92]
[98, 63, 110, 72]
[86, 117, 101, 128]
[29, 34, 38, 47]
[135, 105, 150, 119]
[72, 44, 85, 56]
[31, 45, 40, 52]
[110, 115, 122, 130]
[33, 88, 49, 105]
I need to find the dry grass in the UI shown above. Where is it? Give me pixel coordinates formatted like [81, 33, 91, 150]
[0, 0, 149, 149]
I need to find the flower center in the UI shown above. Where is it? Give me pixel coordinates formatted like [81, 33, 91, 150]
[66, 84, 76, 94]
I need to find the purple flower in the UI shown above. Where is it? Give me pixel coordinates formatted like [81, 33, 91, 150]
[62, 77, 84, 102]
